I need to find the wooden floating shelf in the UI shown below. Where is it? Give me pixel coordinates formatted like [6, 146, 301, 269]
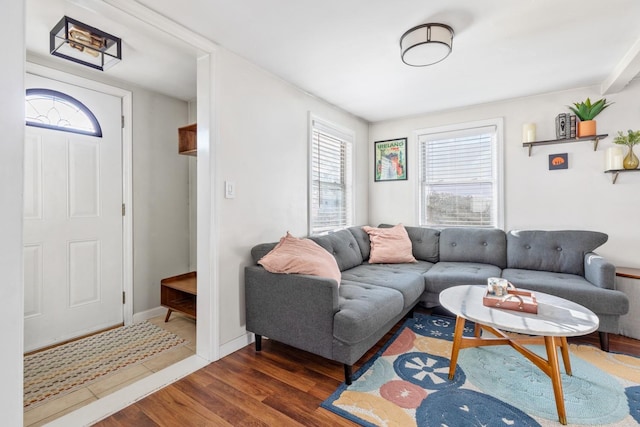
[604, 168, 640, 184]
[522, 134, 608, 156]
[178, 123, 197, 156]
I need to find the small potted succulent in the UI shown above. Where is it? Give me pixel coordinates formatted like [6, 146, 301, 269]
[568, 97, 613, 137]
[613, 129, 640, 169]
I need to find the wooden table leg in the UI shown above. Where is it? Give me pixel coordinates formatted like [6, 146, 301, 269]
[559, 336, 572, 376]
[448, 315, 466, 380]
[544, 336, 567, 425]
[164, 308, 173, 322]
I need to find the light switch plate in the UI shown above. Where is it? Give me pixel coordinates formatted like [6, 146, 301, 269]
[225, 180, 236, 199]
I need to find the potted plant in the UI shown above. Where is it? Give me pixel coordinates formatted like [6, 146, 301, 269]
[613, 129, 640, 169]
[568, 97, 613, 137]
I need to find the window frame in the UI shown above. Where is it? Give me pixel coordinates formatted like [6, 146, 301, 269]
[414, 118, 504, 229]
[308, 113, 355, 236]
[25, 88, 103, 137]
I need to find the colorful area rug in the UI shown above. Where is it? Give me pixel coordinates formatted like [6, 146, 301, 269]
[322, 314, 640, 426]
[24, 321, 186, 409]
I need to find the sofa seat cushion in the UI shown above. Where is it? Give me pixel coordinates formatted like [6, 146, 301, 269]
[341, 264, 428, 308]
[334, 281, 404, 345]
[502, 269, 629, 316]
[424, 262, 502, 295]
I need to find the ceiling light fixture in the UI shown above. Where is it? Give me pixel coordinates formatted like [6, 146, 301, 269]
[400, 23, 454, 67]
[50, 16, 122, 71]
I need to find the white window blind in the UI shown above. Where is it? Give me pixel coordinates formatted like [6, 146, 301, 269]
[310, 117, 353, 234]
[419, 124, 499, 228]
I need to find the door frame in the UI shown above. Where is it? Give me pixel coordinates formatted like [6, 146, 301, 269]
[25, 62, 134, 326]
[39, 2, 221, 424]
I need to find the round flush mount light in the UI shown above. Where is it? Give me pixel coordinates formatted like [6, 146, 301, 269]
[400, 23, 454, 67]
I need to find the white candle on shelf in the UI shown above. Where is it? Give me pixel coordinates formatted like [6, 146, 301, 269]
[522, 123, 536, 142]
[605, 147, 614, 170]
[613, 150, 624, 170]
[606, 146, 624, 170]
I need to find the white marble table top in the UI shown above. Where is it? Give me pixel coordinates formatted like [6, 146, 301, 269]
[439, 285, 599, 337]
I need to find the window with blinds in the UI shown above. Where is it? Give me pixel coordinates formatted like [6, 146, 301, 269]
[309, 116, 354, 235]
[418, 121, 502, 228]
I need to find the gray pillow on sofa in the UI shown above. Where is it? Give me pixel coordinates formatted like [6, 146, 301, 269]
[506, 230, 608, 276]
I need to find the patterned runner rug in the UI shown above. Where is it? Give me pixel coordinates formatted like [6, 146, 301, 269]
[24, 321, 187, 409]
[322, 313, 640, 426]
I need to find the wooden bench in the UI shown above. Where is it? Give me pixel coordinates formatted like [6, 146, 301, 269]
[161, 272, 197, 322]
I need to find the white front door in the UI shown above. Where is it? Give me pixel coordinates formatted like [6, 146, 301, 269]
[23, 73, 124, 352]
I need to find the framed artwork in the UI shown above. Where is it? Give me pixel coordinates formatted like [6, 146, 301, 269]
[549, 153, 568, 170]
[374, 138, 408, 181]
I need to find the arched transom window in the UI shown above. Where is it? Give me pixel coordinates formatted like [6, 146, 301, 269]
[25, 88, 102, 137]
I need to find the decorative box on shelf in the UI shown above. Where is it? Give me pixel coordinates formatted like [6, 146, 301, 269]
[483, 289, 538, 314]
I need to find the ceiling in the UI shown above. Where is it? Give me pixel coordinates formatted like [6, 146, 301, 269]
[26, 0, 199, 102]
[27, 0, 640, 123]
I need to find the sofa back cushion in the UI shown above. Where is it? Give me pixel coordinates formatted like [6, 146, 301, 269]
[439, 228, 507, 268]
[347, 226, 371, 260]
[310, 229, 364, 272]
[405, 226, 440, 263]
[506, 230, 608, 276]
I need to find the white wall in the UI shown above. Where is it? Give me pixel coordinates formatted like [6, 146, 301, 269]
[0, 2, 24, 424]
[215, 49, 369, 345]
[370, 80, 640, 268]
[131, 90, 191, 312]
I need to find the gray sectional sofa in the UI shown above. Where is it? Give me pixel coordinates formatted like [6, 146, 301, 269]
[244, 225, 629, 384]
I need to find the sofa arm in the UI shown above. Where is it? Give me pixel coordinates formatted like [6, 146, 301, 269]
[244, 265, 340, 359]
[584, 252, 616, 290]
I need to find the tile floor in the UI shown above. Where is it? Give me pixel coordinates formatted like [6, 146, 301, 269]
[23, 313, 196, 427]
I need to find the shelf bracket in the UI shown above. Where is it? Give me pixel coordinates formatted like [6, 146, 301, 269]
[611, 172, 619, 184]
[527, 144, 532, 157]
[593, 137, 600, 151]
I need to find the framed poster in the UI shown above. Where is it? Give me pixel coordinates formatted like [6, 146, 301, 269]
[374, 138, 408, 181]
[549, 153, 568, 170]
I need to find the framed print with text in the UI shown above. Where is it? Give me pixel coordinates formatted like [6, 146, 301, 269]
[374, 138, 407, 182]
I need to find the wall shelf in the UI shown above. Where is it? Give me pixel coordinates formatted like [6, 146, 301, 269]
[604, 168, 640, 184]
[522, 134, 608, 156]
[178, 123, 197, 156]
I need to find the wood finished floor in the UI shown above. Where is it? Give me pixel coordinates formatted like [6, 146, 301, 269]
[94, 313, 640, 427]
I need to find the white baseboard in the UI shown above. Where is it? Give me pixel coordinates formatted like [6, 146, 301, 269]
[219, 332, 254, 358]
[132, 306, 166, 323]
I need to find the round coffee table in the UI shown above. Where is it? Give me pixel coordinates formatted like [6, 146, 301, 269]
[439, 285, 599, 425]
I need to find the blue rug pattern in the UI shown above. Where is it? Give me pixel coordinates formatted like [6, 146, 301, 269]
[322, 313, 640, 426]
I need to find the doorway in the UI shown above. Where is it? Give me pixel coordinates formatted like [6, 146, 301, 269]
[22, 2, 218, 424]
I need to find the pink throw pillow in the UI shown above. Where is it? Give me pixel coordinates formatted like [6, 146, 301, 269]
[362, 224, 417, 264]
[258, 232, 341, 284]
